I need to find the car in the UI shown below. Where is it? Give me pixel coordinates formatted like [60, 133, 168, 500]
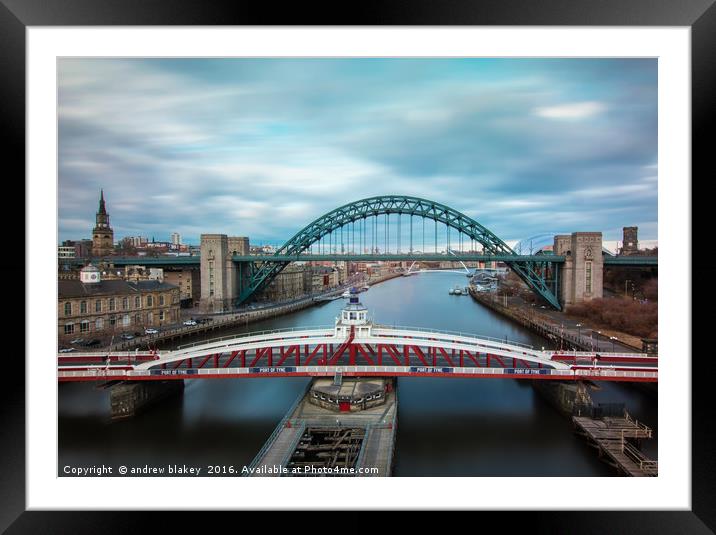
[540, 305, 547, 309]
[144, 328, 159, 335]
[183, 320, 197, 326]
[120, 333, 135, 340]
[58, 347, 76, 353]
[69, 338, 84, 345]
[83, 339, 101, 347]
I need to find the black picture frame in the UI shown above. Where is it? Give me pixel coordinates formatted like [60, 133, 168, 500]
[3, 0, 711, 531]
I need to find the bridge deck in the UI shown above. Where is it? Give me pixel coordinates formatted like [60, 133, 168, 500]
[248, 424, 306, 477]
[356, 425, 395, 477]
[248, 383, 397, 477]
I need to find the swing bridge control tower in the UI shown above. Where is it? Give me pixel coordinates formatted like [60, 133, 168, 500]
[245, 290, 398, 477]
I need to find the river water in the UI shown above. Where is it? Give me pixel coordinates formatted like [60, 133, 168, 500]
[58, 273, 657, 476]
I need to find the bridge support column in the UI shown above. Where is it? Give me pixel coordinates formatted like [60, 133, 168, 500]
[109, 380, 184, 420]
[553, 232, 603, 306]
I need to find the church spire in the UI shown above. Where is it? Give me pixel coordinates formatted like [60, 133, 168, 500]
[98, 189, 107, 214]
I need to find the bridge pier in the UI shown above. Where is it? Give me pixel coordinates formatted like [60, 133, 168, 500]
[109, 380, 184, 420]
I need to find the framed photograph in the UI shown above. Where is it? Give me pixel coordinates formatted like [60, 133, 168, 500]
[5, 0, 712, 531]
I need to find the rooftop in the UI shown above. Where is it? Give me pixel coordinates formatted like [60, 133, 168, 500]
[58, 279, 178, 298]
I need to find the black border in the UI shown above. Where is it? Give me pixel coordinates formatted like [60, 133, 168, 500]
[3, 0, 713, 531]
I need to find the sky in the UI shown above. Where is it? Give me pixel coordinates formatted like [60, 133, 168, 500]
[58, 58, 657, 247]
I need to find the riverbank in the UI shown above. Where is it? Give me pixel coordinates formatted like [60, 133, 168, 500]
[468, 287, 646, 353]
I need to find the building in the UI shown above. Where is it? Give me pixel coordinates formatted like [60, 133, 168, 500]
[310, 266, 340, 294]
[163, 269, 201, 307]
[58, 246, 75, 259]
[125, 236, 148, 247]
[58, 265, 180, 342]
[262, 264, 309, 302]
[91, 190, 115, 257]
[171, 232, 182, 246]
[124, 265, 164, 282]
[620, 227, 639, 256]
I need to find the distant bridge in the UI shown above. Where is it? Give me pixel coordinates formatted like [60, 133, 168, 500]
[58, 324, 657, 383]
[68, 195, 657, 310]
[71, 253, 657, 266]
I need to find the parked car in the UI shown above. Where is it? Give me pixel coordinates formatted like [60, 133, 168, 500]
[83, 339, 101, 347]
[69, 338, 84, 345]
[144, 328, 159, 335]
[58, 347, 76, 353]
[120, 333, 135, 340]
[183, 319, 197, 326]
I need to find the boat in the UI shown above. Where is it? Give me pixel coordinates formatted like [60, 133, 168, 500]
[361, 285, 370, 291]
[341, 289, 352, 298]
[448, 288, 455, 295]
[451, 285, 462, 295]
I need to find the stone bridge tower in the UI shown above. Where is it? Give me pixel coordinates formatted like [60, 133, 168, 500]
[199, 234, 250, 312]
[553, 232, 603, 306]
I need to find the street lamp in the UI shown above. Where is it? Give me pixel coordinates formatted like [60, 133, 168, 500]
[576, 323, 582, 343]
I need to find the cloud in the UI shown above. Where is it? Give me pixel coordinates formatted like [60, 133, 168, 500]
[58, 58, 658, 245]
[534, 101, 606, 120]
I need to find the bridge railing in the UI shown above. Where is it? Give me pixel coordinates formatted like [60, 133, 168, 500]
[57, 365, 659, 381]
[172, 323, 539, 353]
[372, 324, 536, 350]
[550, 351, 650, 358]
[176, 325, 335, 350]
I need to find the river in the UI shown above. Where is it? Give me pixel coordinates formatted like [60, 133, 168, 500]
[58, 272, 657, 476]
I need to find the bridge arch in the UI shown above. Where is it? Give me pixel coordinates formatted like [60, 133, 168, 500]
[238, 195, 561, 308]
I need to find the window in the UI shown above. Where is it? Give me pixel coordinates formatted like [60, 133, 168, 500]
[135, 296, 141, 309]
[585, 261, 593, 294]
[159, 310, 165, 321]
[80, 320, 89, 333]
[147, 312, 153, 324]
[96, 318, 104, 331]
[123, 314, 130, 326]
[159, 295, 165, 306]
[350, 312, 356, 320]
[109, 316, 116, 327]
[109, 298, 116, 311]
[135, 314, 142, 325]
[64, 302, 72, 316]
[64, 323, 74, 335]
[95, 300, 102, 313]
[122, 297, 129, 310]
[80, 301, 87, 314]
[146, 295, 153, 307]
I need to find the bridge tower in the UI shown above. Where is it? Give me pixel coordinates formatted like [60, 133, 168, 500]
[199, 234, 250, 313]
[553, 232, 603, 306]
